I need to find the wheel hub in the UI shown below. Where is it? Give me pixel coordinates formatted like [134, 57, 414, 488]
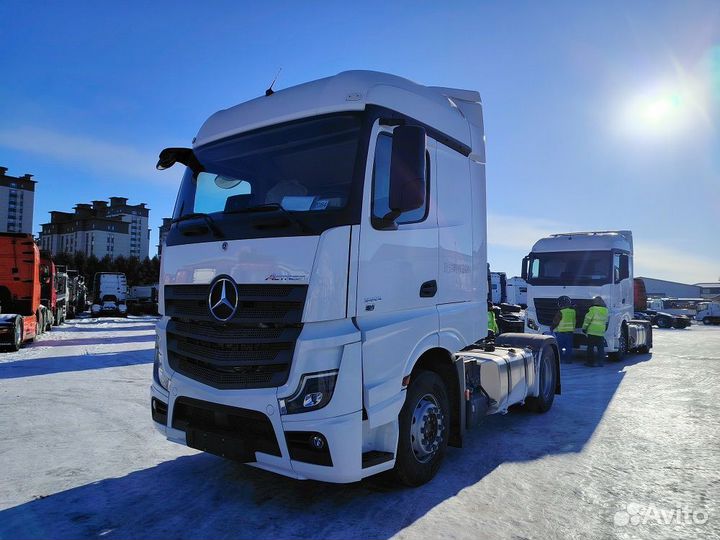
[410, 394, 445, 463]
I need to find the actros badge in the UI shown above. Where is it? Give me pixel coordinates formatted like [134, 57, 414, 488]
[208, 276, 239, 321]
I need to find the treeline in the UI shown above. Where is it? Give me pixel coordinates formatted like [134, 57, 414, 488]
[50, 251, 160, 289]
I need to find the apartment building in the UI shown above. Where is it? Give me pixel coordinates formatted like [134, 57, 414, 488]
[0, 166, 35, 234]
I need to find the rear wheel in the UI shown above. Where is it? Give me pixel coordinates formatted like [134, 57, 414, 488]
[525, 343, 556, 413]
[393, 370, 450, 486]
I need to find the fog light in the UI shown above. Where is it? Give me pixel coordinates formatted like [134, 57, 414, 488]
[310, 435, 326, 450]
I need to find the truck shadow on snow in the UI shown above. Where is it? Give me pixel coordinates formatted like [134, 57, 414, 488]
[0, 353, 651, 539]
[0, 349, 153, 379]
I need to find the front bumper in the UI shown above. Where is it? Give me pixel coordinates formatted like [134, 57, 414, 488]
[150, 379, 366, 483]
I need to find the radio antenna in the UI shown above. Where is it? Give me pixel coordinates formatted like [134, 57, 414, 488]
[265, 68, 282, 96]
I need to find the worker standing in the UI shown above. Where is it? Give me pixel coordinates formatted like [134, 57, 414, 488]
[582, 296, 609, 367]
[552, 295, 576, 364]
[488, 301, 499, 338]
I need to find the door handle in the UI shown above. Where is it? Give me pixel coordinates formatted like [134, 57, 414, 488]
[420, 280, 437, 298]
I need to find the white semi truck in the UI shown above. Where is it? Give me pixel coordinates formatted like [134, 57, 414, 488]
[523, 231, 652, 360]
[506, 276, 528, 307]
[91, 272, 128, 317]
[489, 271, 507, 305]
[696, 301, 720, 325]
[151, 71, 561, 486]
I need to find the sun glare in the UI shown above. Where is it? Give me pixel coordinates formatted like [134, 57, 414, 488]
[615, 58, 718, 143]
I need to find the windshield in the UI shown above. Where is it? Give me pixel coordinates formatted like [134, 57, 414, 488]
[173, 114, 362, 220]
[527, 251, 613, 286]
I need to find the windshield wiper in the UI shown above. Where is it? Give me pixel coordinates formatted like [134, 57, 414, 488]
[226, 203, 314, 233]
[172, 212, 224, 238]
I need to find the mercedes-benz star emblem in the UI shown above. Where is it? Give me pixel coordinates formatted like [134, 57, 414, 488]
[208, 277, 239, 322]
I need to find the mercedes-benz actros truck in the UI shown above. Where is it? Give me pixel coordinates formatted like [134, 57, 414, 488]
[151, 70, 561, 486]
[523, 231, 652, 360]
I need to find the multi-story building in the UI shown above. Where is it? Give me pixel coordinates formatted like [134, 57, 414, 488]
[0, 166, 36, 234]
[158, 217, 172, 258]
[39, 198, 149, 259]
[103, 197, 150, 259]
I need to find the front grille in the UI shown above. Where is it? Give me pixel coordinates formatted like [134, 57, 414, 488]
[534, 298, 595, 327]
[165, 283, 307, 389]
[165, 284, 306, 324]
[172, 396, 281, 459]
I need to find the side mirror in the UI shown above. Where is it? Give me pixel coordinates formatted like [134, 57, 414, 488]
[387, 126, 426, 221]
[521, 256, 529, 281]
[156, 147, 203, 174]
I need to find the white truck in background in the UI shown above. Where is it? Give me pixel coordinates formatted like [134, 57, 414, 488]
[489, 271, 507, 305]
[151, 70, 562, 486]
[523, 231, 652, 360]
[91, 272, 128, 317]
[696, 301, 720, 325]
[506, 276, 528, 307]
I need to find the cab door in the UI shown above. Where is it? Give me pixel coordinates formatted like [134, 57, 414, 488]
[355, 122, 438, 418]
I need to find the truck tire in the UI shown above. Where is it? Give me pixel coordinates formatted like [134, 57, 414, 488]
[393, 370, 450, 486]
[524, 342, 557, 413]
[10, 318, 23, 352]
[656, 316, 671, 329]
[703, 317, 711, 326]
[609, 326, 628, 362]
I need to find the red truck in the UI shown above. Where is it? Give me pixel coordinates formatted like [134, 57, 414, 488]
[0, 233, 50, 351]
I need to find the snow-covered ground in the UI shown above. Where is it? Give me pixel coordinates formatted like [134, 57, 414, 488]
[0, 318, 718, 539]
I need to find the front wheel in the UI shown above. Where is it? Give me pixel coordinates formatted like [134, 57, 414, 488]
[656, 317, 671, 329]
[609, 328, 628, 362]
[393, 370, 450, 486]
[10, 318, 23, 352]
[703, 317, 711, 326]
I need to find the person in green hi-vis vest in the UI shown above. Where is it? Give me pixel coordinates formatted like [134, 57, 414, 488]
[487, 300, 499, 337]
[582, 296, 609, 367]
[552, 295, 576, 364]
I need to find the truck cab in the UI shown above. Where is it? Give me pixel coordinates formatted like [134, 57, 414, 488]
[91, 272, 128, 317]
[523, 231, 651, 358]
[696, 301, 720, 325]
[152, 71, 560, 485]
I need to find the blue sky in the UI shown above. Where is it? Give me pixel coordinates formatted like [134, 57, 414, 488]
[1, 1, 718, 282]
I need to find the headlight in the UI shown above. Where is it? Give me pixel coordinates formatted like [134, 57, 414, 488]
[119, 304, 127, 312]
[279, 370, 338, 415]
[527, 318, 539, 331]
[91, 304, 101, 313]
[153, 336, 170, 391]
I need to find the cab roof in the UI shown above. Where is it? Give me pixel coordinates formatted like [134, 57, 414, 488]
[194, 70, 485, 163]
[532, 231, 633, 253]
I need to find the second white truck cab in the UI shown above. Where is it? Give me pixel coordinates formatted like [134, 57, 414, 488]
[151, 70, 561, 486]
[489, 272, 507, 305]
[506, 276, 528, 307]
[696, 301, 720, 325]
[523, 231, 652, 359]
[91, 272, 128, 317]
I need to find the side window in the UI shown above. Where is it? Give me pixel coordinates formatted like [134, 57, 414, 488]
[614, 253, 630, 282]
[619, 254, 630, 281]
[371, 132, 428, 225]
